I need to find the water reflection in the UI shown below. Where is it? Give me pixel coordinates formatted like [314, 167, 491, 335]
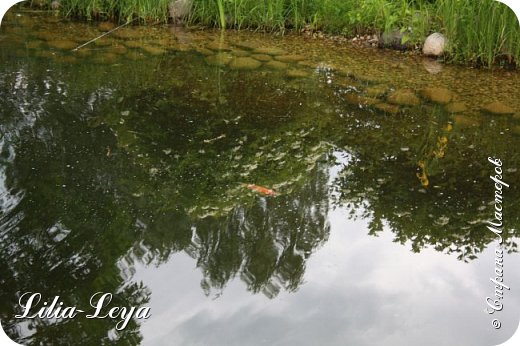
[1, 8, 520, 346]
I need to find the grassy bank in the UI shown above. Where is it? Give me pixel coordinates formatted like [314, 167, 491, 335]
[28, 0, 520, 67]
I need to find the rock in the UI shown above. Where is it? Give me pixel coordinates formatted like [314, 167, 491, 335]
[113, 29, 142, 40]
[196, 47, 213, 56]
[169, 0, 193, 24]
[353, 73, 381, 85]
[345, 93, 379, 106]
[150, 38, 175, 47]
[47, 40, 77, 50]
[265, 60, 288, 70]
[233, 41, 259, 50]
[94, 38, 113, 47]
[365, 86, 388, 98]
[275, 54, 306, 63]
[251, 54, 272, 62]
[141, 45, 167, 55]
[126, 50, 145, 60]
[513, 126, 520, 136]
[74, 49, 92, 57]
[229, 57, 262, 70]
[423, 33, 447, 57]
[374, 103, 401, 114]
[445, 102, 467, 113]
[26, 40, 43, 49]
[206, 41, 232, 51]
[481, 101, 515, 115]
[93, 53, 119, 64]
[387, 89, 421, 106]
[298, 60, 317, 69]
[232, 49, 250, 57]
[419, 87, 453, 104]
[454, 114, 481, 128]
[121, 40, 139, 48]
[55, 55, 77, 64]
[205, 52, 233, 66]
[254, 47, 287, 55]
[111, 45, 128, 55]
[379, 30, 410, 50]
[286, 69, 310, 78]
[35, 50, 56, 59]
[98, 22, 115, 32]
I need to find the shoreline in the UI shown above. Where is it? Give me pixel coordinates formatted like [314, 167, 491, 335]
[20, 0, 520, 69]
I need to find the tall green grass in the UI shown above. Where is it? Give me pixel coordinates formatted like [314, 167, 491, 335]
[27, 0, 520, 67]
[437, 0, 520, 66]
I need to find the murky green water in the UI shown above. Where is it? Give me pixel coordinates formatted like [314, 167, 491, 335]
[1, 9, 520, 346]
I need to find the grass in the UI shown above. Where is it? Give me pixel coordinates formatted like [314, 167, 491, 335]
[26, 0, 520, 67]
[437, 0, 520, 67]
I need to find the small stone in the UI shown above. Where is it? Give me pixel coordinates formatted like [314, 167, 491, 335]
[26, 40, 43, 49]
[113, 29, 142, 40]
[141, 45, 167, 55]
[345, 94, 379, 106]
[286, 69, 310, 78]
[94, 38, 113, 47]
[233, 41, 259, 50]
[251, 54, 272, 62]
[454, 114, 481, 128]
[111, 45, 128, 55]
[274, 54, 305, 63]
[126, 50, 145, 60]
[47, 40, 77, 50]
[254, 47, 287, 55]
[481, 101, 515, 115]
[374, 103, 400, 114]
[353, 74, 381, 85]
[75, 49, 92, 57]
[205, 52, 233, 66]
[229, 57, 262, 70]
[232, 49, 250, 57]
[297, 60, 317, 68]
[445, 102, 467, 113]
[420, 87, 453, 104]
[423, 33, 447, 57]
[98, 22, 115, 32]
[513, 126, 520, 136]
[265, 60, 288, 70]
[387, 89, 421, 106]
[206, 41, 232, 51]
[93, 53, 119, 64]
[123, 40, 144, 48]
[55, 55, 77, 64]
[196, 47, 213, 56]
[365, 86, 388, 98]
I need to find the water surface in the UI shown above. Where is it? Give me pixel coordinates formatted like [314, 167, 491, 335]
[1, 9, 520, 346]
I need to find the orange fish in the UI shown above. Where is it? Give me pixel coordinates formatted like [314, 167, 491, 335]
[242, 183, 277, 196]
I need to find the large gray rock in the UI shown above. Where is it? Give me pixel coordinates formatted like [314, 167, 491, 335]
[423, 33, 447, 57]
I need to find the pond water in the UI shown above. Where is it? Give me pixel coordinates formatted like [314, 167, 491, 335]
[1, 9, 520, 346]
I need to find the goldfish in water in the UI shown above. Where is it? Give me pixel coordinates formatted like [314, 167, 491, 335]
[242, 183, 277, 196]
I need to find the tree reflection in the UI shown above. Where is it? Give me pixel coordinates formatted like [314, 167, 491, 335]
[2, 17, 520, 345]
